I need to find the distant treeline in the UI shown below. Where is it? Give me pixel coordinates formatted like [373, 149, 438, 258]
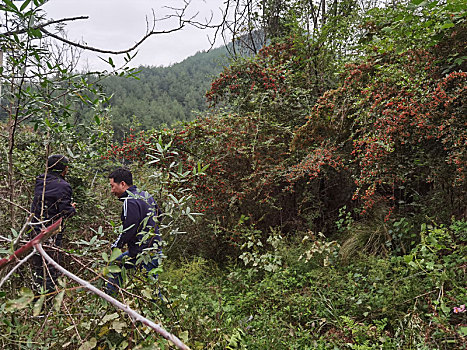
[100, 46, 229, 139]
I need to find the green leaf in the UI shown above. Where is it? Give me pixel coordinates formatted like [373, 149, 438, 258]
[58, 276, 67, 288]
[108, 265, 121, 273]
[5, 288, 34, 312]
[66, 147, 75, 158]
[179, 330, 189, 344]
[78, 338, 97, 350]
[54, 290, 65, 312]
[156, 142, 164, 154]
[10, 227, 18, 237]
[33, 295, 46, 316]
[110, 248, 122, 262]
[3, 0, 19, 12]
[29, 27, 42, 38]
[102, 266, 109, 276]
[454, 56, 467, 65]
[20, 0, 32, 11]
[381, 26, 393, 33]
[100, 313, 119, 325]
[440, 21, 455, 29]
[168, 194, 179, 205]
[141, 288, 152, 299]
[112, 320, 126, 333]
[102, 252, 109, 262]
[440, 302, 450, 315]
[118, 341, 129, 350]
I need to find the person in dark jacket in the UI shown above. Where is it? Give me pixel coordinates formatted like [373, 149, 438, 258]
[106, 168, 161, 294]
[30, 154, 76, 293]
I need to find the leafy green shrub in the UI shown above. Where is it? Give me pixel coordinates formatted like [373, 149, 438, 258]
[399, 219, 467, 346]
[237, 225, 284, 272]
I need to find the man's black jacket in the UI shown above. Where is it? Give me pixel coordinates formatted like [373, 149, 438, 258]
[31, 171, 76, 224]
[112, 185, 161, 257]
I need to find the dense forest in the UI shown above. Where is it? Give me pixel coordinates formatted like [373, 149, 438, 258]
[98, 47, 229, 139]
[0, 0, 466, 349]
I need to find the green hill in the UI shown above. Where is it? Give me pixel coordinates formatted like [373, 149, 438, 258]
[102, 46, 229, 138]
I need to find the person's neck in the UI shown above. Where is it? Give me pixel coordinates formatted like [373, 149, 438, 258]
[48, 171, 62, 177]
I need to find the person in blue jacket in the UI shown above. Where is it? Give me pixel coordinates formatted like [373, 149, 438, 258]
[106, 168, 162, 294]
[30, 154, 76, 293]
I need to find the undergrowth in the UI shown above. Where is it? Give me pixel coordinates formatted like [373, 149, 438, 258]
[153, 219, 466, 349]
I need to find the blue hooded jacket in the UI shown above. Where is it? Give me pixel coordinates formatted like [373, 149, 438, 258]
[112, 185, 161, 257]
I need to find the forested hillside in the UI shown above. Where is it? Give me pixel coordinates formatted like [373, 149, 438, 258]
[100, 47, 229, 138]
[0, 0, 466, 349]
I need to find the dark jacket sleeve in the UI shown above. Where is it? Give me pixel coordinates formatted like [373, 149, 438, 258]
[115, 199, 140, 249]
[58, 182, 76, 218]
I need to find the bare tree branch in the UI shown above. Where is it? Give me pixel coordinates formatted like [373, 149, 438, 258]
[1, 16, 89, 37]
[39, 24, 187, 55]
[34, 2, 192, 55]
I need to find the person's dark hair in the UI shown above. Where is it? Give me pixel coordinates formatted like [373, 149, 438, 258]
[47, 154, 69, 172]
[108, 168, 133, 185]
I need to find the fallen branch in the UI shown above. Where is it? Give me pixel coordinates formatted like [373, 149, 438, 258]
[0, 219, 190, 348]
[34, 243, 191, 350]
[0, 218, 62, 271]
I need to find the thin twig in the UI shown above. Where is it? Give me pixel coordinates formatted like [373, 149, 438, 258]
[62, 299, 83, 342]
[13, 212, 35, 249]
[0, 197, 33, 217]
[0, 250, 35, 288]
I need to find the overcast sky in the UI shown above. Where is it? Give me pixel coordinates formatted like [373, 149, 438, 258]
[40, 0, 227, 70]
